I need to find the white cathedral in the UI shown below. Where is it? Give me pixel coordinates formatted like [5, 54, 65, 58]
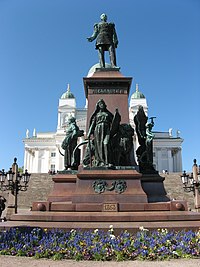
[23, 69, 183, 173]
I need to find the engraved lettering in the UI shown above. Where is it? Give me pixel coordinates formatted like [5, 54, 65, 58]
[89, 89, 127, 94]
[103, 203, 118, 212]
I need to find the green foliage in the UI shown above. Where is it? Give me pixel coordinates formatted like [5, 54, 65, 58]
[18, 166, 24, 173]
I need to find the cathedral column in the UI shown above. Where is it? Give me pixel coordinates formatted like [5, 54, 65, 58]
[34, 149, 39, 173]
[175, 148, 182, 172]
[172, 148, 182, 172]
[29, 150, 35, 173]
[24, 148, 28, 171]
[168, 149, 173, 172]
[153, 148, 158, 170]
[57, 111, 61, 130]
[178, 148, 182, 171]
[156, 149, 162, 172]
[45, 149, 50, 173]
[27, 150, 31, 172]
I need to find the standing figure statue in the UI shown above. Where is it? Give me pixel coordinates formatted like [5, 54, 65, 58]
[87, 13, 118, 68]
[134, 105, 148, 158]
[61, 117, 84, 170]
[134, 106, 156, 173]
[111, 123, 136, 166]
[145, 118, 155, 165]
[87, 99, 114, 167]
[84, 99, 137, 168]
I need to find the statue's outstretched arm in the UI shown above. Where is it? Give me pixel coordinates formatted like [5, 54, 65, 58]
[87, 23, 98, 42]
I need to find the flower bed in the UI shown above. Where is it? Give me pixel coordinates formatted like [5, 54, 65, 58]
[0, 226, 199, 261]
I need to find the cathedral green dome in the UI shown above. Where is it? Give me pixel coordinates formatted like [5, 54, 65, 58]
[61, 84, 75, 99]
[131, 84, 145, 99]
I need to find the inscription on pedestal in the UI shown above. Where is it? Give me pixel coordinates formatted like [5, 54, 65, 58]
[90, 89, 127, 94]
[103, 203, 118, 212]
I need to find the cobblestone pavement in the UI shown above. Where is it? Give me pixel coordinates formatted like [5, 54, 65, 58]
[0, 256, 200, 267]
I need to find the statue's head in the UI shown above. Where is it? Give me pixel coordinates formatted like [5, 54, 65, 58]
[100, 13, 107, 22]
[96, 99, 106, 110]
[146, 122, 151, 129]
[138, 105, 144, 111]
[68, 117, 76, 124]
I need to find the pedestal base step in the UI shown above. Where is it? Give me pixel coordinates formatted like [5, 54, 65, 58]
[10, 210, 200, 223]
[1, 218, 200, 233]
[50, 202, 75, 211]
[33, 200, 188, 212]
[50, 201, 174, 212]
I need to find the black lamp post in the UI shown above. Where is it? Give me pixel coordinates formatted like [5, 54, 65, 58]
[181, 162, 200, 195]
[0, 158, 31, 214]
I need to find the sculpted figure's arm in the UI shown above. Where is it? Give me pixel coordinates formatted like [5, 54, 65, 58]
[87, 117, 96, 138]
[70, 123, 84, 139]
[87, 23, 99, 42]
[146, 122, 155, 140]
[71, 124, 78, 139]
[112, 24, 118, 48]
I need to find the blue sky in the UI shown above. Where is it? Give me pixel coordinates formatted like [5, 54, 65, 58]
[0, 0, 199, 172]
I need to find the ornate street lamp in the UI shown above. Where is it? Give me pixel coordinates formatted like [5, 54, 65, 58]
[181, 160, 200, 195]
[0, 158, 31, 214]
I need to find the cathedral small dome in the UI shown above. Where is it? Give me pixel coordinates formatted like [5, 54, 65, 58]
[61, 84, 75, 99]
[131, 84, 145, 99]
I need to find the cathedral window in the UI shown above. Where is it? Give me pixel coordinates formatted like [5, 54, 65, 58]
[50, 164, 55, 172]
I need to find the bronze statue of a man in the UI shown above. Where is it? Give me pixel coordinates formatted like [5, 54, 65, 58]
[134, 106, 156, 173]
[87, 13, 118, 68]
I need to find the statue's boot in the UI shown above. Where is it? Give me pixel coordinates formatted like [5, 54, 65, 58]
[98, 48, 105, 68]
[109, 45, 117, 67]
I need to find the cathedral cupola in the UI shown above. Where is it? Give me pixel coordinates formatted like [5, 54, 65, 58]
[61, 84, 75, 99]
[131, 84, 145, 99]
